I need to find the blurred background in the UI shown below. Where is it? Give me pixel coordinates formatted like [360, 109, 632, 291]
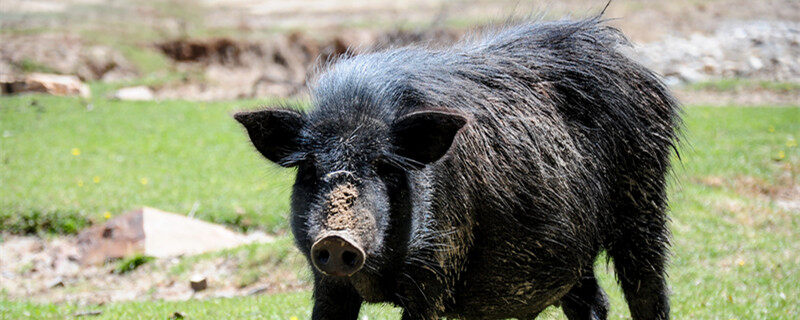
[1, 1, 798, 319]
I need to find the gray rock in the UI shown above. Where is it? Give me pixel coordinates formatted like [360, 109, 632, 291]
[635, 20, 800, 84]
[748, 56, 764, 70]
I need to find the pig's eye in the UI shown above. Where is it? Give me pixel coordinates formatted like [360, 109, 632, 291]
[296, 155, 318, 182]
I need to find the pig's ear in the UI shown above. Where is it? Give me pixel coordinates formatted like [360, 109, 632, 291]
[391, 110, 467, 166]
[234, 108, 306, 167]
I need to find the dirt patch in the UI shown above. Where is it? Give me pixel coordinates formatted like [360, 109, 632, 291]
[695, 173, 799, 209]
[694, 171, 800, 234]
[153, 17, 800, 101]
[157, 38, 250, 65]
[674, 88, 800, 107]
[153, 27, 463, 100]
[0, 235, 308, 305]
[0, 34, 138, 82]
[153, 34, 335, 100]
[325, 183, 360, 230]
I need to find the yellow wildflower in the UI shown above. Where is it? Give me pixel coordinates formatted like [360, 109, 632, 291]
[71, 148, 81, 156]
[768, 126, 775, 133]
[787, 139, 797, 148]
[777, 150, 785, 160]
[93, 176, 101, 183]
[290, 317, 298, 320]
[140, 177, 149, 185]
[77, 180, 84, 187]
[104, 211, 111, 219]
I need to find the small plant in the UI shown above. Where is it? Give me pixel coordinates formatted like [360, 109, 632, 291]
[236, 270, 260, 288]
[114, 254, 155, 274]
[0, 209, 91, 235]
[16, 59, 57, 74]
[16, 262, 35, 274]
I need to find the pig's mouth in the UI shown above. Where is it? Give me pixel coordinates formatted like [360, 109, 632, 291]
[308, 231, 388, 301]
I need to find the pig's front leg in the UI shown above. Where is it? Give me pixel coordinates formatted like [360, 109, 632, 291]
[311, 280, 362, 320]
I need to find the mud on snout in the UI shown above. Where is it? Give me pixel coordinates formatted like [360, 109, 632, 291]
[310, 180, 379, 277]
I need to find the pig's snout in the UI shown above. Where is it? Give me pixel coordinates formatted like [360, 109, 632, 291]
[311, 234, 365, 277]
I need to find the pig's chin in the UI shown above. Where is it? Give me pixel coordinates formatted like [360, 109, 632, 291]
[348, 269, 386, 302]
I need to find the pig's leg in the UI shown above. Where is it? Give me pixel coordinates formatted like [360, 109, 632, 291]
[311, 281, 362, 320]
[560, 270, 609, 320]
[607, 187, 671, 320]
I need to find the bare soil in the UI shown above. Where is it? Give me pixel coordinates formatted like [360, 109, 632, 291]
[695, 165, 800, 215]
[0, 34, 138, 82]
[0, 235, 308, 305]
[675, 88, 800, 107]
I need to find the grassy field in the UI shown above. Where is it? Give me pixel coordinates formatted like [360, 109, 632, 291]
[0, 94, 298, 233]
[1, 94, 798, 319]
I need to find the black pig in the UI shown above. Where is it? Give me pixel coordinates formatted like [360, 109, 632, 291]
[235, 17, 680, 320]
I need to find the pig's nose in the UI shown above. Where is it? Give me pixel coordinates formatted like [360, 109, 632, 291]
[311, 234, 365, 277]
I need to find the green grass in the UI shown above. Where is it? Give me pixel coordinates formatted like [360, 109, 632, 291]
[166, 237, 304, 288]
[114, 254, 156, 274]
[1, 98, 798, 318]
[679, 106, 799, 179]
[1, 94, 298, 233]
[0, 292, 400, 319]
[13, 59, 59, 74]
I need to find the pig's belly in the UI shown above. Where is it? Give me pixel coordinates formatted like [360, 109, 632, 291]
[447, 233, 594, 319]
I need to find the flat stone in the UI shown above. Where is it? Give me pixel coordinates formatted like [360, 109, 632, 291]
[77, 207, 268, 266]
[1, 73, 90, 97]
[113, 86, 155, 101]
